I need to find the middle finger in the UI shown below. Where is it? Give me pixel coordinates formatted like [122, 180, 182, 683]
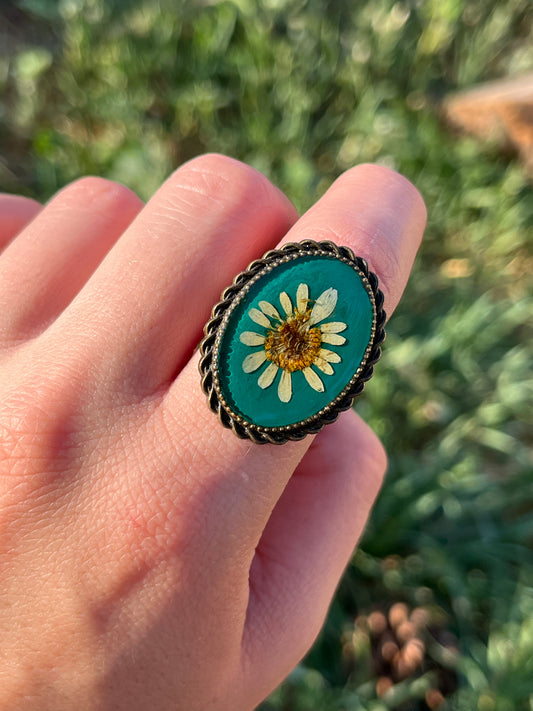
[50, 154, 297, 397]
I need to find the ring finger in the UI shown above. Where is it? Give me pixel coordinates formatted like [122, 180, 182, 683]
[162, 162, 426, 553]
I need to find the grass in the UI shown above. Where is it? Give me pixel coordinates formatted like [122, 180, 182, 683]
[1, 0, 532, 708]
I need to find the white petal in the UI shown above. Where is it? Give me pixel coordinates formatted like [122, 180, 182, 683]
[319, 348, 341, 363]
[321, 333, 346, 346]
[259, 300, 281, 321]
[303, 367, 324, 392]
[279, 292, 292, 315]
[320, 321, 347, 333]
[314, 357, 334, 375]
[278, 370, 292, 402]
[240, 331, 266, 346]
[242, 351, 267, 373]
[257, 362, 278, 388]
[296, 283, 309, 314]
[308, 287, 338, 325]
[249, 308, 271, 328]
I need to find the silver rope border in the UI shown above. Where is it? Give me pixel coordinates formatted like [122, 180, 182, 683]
[199, 240, 386, 444]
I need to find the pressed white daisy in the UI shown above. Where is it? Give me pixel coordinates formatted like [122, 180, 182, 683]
[239, 283, 347, 403]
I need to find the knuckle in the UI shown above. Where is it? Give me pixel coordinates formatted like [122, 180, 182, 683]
[345, 162, 425, 210]
[170, 153, 286, 214]
[52, 176, 142, 213]
[95, 179, 143, 213]
[55, 175, 114, 200]
[179, 152, 252, 184]
[0, 376, 81, 480]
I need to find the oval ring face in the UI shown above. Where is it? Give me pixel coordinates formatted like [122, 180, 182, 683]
[200, 241, 385, 444]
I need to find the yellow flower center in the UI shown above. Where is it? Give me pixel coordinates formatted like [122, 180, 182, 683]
[264, 310, 322, 372]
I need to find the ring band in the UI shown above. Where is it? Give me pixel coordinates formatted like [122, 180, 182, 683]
[199, 240, 385, 444]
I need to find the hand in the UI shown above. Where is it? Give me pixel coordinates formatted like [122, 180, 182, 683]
[0, 155, 426, 710]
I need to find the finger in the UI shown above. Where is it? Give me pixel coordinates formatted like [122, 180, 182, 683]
[162, 164, 425, 550]
[241, 409, 386, 701]
[0, 178, 143, 341]
[0, 194, 41, 251]
[280, 163, 427, 315]
[50, 154, 298, 394]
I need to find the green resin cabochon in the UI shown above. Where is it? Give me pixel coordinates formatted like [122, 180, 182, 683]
[215, 254, 376, 429]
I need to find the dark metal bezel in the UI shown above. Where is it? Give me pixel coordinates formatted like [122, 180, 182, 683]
[199, 240, 386, 444]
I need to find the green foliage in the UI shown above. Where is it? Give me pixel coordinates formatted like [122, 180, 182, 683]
[1, 0, 532, 708]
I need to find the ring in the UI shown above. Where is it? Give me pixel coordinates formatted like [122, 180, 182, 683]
[199, 240, 386, 444]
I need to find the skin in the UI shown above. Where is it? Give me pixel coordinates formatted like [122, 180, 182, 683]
[0, 155, 426, 710]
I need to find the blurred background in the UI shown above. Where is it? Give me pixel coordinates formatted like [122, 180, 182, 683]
[1, 0, 532, 708]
